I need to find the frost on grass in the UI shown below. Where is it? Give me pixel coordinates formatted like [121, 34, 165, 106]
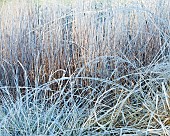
[0, 0, 170, 135]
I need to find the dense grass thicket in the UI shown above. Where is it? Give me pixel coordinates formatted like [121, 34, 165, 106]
[0, 0, 170, 135]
